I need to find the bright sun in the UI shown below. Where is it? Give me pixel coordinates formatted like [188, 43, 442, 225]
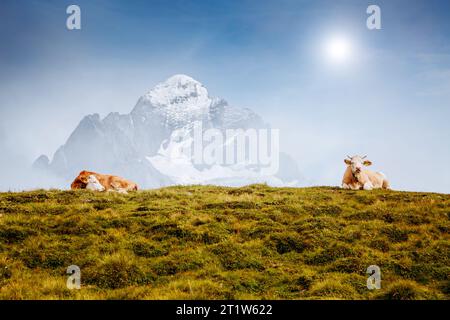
[324, 36, 352, 64]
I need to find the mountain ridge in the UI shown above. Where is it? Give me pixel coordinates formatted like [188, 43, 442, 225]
[34, 75, 301, 188]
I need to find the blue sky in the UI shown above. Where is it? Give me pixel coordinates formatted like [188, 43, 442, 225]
[0, 0, 449, 192]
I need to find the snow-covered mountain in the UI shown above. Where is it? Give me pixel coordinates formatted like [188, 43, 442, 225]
[34, 75, 302, 188]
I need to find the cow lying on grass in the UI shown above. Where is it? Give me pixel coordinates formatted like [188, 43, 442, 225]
[342, 155, 390, 190]
[71, 170, 138, 193]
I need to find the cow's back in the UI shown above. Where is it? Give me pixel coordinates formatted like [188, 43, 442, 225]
[365, 170, 387, 189]
[95, 174, 138, 191]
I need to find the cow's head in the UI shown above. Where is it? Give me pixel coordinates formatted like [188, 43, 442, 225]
[87, 175, 105, 191]
[344, 155, 372, 174]
[70, 170, 95, 189]
[87, 175, 98, 184]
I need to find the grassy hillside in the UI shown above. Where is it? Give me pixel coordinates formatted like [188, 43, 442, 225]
[0, 185, 448, 300]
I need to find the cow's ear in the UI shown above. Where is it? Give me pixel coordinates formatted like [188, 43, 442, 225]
[344, 159, 351, 165]
[363, 160, 372, 166]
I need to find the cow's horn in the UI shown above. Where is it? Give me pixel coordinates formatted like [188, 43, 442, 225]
[347, 155, 352, 159]
[362, 155, 367, 159]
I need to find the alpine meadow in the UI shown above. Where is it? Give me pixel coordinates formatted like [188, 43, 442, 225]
[0, 185, 448, 300]
[1, 0, 450, 305]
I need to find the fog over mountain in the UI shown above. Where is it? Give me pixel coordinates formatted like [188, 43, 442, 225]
[34, 75, 302, 189]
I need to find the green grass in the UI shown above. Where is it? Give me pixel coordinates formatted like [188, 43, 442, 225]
[0, 185, 448, 300]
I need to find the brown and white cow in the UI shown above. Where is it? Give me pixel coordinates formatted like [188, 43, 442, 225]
[342, 155, 390, 190]
[71, 170, 138, 193]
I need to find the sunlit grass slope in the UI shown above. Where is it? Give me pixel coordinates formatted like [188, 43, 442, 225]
[0, 185, 448, 299]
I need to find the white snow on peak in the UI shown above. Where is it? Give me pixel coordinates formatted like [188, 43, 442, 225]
[142, 74, 211, 110]
[146, 130, 286, 187]
[164, 74, 201, 86]
[134, 74, 213, 128]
